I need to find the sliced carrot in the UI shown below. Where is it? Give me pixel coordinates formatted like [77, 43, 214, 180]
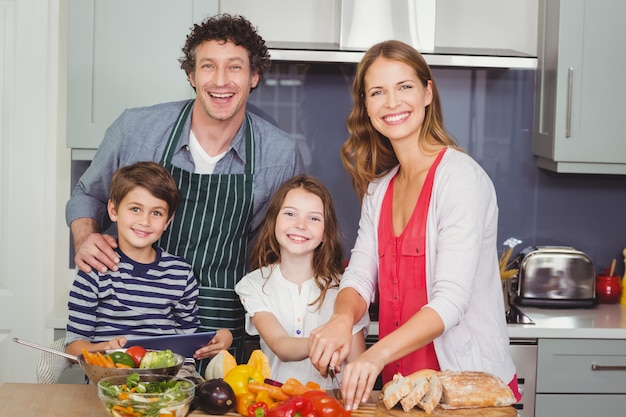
[117, 392, 131, 400]
[96, 351, 114, 368]
[248, 381, 290, 401]
[305, 381, 322, 390]
[112, 404, 136, 415]
[281, 378, 323, 397]
[105, 354, 115, 368]
[81, 348, 98, 366]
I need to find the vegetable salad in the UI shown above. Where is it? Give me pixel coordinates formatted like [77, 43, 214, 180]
[98, 373, 194, 417]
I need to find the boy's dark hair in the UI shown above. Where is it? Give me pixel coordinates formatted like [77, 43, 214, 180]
[109, 162, 181, 219]
[179, 14, 270, 86]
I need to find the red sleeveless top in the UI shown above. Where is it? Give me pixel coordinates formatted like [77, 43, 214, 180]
[377, 148, 446, 383]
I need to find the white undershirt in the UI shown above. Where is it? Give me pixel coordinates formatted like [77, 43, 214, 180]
[188, 130, 227, 174]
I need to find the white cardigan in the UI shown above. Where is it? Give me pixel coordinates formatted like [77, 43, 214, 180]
[340, 148, 516, 384]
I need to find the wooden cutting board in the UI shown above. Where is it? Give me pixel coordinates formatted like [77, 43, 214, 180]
[191, 402, 517, 417]
[190, 395, 517, 417]
[348, 401, 517, 417]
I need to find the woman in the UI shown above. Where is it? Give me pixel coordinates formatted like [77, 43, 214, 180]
[308, 40, 519, 409]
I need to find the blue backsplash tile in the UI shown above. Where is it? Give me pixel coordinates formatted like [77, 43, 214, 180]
[249, 63, 626, 275]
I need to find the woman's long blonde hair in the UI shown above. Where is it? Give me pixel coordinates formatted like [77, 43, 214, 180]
[341, 40, 460, 200]
[250, 175, 344, 310]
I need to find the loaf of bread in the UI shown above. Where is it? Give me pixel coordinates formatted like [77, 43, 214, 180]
[381, 369, 515, 413]
[438, 370, 516, 409]
[382, 373, 413, 410]
[398, 377, 429, 412]
[418, 373, 443, 414]
[406, 368, 437, 383]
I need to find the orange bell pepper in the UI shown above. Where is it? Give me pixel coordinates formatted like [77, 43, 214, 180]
[236, 392, 257, 416]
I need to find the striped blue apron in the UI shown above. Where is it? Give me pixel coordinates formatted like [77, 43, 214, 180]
[159, 99, 254, 366]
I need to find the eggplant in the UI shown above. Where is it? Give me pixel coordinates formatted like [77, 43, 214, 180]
[195, 378, 235, 415]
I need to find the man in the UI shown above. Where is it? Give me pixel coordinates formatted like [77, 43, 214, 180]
[66, 14, 304, 363]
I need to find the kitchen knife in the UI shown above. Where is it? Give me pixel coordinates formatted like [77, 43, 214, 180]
[327, 367, 344, 405]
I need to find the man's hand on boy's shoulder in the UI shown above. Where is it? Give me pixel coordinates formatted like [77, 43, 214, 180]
[72, 218, 120, 273]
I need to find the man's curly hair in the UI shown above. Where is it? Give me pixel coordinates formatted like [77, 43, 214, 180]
[179, 14, 270, 85]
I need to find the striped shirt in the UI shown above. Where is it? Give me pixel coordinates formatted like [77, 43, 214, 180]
[65, 247, 200, 344]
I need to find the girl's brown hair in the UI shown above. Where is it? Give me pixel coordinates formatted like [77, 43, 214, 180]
[341, 40, 460, 200]
[250, 175, 344, 309]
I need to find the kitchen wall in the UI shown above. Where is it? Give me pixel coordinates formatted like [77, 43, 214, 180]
[247, 62, 626, 276]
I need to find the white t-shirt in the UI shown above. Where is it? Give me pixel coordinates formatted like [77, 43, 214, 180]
[188, 130, 227, 174]
[235, 264, 370, 388]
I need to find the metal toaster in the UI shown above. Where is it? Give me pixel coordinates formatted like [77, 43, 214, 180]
[513, 246, 596, 308]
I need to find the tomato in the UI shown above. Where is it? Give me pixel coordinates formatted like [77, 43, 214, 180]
[125, 345, 147, 367]
[303, 391, 349, 417]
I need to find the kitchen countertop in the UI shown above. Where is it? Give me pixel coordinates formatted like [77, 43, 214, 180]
[0, 383, 107, 417]
[1, 382, 516, 417]
[0, 382, 381, 417]
[46, 303, 626, 340]
[508, 303, 626, 339]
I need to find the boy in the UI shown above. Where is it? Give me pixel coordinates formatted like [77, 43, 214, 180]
[65, 162, 232, 359]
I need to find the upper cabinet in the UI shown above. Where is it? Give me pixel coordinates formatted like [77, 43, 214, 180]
[66, 0, 538, 154]
[66, 0, 218, 154]
[533, 0, 626, 174]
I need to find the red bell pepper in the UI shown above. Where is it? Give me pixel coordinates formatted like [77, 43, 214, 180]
[248, 401, 270, 417]
[267, 396, 317, 417]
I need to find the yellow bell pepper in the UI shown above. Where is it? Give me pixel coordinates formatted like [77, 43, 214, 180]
[254, 390, 276, 408]
[224, 364, 265, 396]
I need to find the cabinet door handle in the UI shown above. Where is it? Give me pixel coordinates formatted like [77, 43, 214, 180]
[566, 67, 573, 138]
[591, 364, 626, 371]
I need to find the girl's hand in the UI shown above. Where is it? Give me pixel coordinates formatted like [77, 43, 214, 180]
[193, 329, 233, 359]
[308, 313, 354, 376]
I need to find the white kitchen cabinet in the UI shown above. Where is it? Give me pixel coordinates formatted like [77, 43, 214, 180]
[533, 0, 626, 174]
[66, 0, 218, 153]
[219, 0, 341, 46]
[509, 339, 537, 417]
[535, 338, 626, 416]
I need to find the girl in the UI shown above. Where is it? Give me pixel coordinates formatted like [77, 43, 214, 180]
[235, 175, 368, 388]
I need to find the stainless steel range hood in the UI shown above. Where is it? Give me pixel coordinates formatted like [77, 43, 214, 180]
[222, 0, 538, 69]
[267, 42, 537, 69]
